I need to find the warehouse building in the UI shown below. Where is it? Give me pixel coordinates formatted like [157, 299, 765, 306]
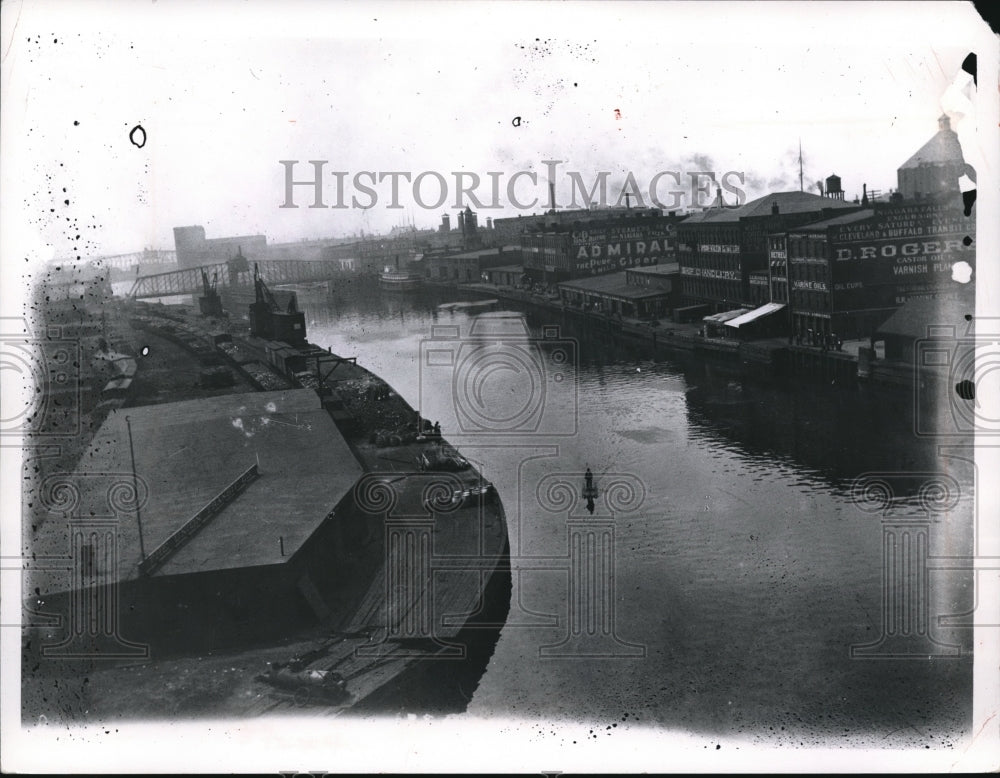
[27, 389, 376, 655]
[521, 209, 685, 283]
[767, 197, 972, 344]
[557, 263, 679, 320]
[677, 190, 859, 313]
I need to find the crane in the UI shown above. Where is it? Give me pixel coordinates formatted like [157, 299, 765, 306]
[249, 263, 306, 343]
[198, 269, 224, 317]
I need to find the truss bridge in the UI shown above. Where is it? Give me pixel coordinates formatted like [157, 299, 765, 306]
[126, 259, 344, 299]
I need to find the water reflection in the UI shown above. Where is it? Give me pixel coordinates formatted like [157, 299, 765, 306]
[305, 282, 973, 743]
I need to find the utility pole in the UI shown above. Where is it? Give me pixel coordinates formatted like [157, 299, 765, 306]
[125, 416, 147, 564]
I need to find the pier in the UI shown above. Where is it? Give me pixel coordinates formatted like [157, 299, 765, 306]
[432, 281, 935, 390]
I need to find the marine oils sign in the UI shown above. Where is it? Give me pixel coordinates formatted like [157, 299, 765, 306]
[571, 222, 672, 276]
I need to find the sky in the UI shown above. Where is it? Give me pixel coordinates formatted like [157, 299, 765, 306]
[0, 1, 988, 264]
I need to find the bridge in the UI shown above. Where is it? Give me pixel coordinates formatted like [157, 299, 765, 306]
[125, 259, 346, 299]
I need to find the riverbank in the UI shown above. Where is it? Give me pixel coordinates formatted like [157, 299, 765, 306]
[428, 280, 930, 391]
[22, 295, 511, 721]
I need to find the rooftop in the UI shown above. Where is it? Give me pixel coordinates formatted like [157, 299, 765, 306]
[788, 209, 876, 233]
[899, 115, 966, 170]
[627, 262, 680, 276]
[441, 245, 520, 260]
[558, 271, 671, 299]
[683, 191, 858, 224]
[33, 389, 364, 591]
[876, 292, 975, 339]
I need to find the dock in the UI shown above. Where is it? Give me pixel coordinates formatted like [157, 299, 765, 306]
[23, 297, 511, 719]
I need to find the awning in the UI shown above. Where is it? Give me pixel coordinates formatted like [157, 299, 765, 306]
[724, 302, 787, 328]
[703, 308, 750, 324]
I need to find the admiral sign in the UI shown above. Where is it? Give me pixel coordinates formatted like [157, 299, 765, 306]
[571, 222, 673, 274]
[575, 253, 659, 275]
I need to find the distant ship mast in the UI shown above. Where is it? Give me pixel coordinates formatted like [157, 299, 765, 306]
[798, 139, 804, 192]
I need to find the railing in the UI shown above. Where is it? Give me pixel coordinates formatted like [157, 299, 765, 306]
[138, 463, 260, 576]
[127, 259, 345, 299]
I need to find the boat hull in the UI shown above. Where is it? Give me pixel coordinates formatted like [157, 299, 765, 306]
[379, 274, 422, 291]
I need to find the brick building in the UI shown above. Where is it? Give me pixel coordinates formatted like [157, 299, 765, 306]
[521, 209, 685, 283]
[769, 197, 972, 343]
[173, 226, 268, 270]
[425, 246, 522, 283]
[767, 114, 974, 343]
[677, 191, 859, 313]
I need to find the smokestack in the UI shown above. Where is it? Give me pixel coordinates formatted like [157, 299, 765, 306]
[861, 183, 869, 207]
[716, 187, 724, 208]
[549, 181, 556, 211]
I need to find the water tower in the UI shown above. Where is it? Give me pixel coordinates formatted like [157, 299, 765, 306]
[825, 174, 844, 200]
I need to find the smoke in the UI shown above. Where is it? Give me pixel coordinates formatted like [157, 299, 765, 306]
[686, 153, 715, 172]
[742, 145, 828, 198]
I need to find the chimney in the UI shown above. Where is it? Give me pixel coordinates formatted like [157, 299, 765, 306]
[441, 213, 451, 232]
[938, 113, 951, 132]
[771, 201, 779, 215]
[716, 187, 724, 207]
[861, 183, 869, 207]
[486, 217, 493, 229]
[549, 181, 556, 211]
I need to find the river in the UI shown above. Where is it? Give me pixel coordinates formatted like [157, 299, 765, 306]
[296, 278, 975, 748]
